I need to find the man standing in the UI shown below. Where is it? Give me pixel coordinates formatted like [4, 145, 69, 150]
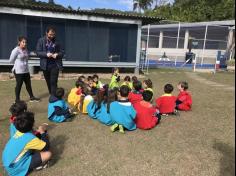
[36, 26, 64, 95]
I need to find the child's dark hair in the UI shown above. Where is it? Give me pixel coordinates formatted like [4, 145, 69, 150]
[133, 81, 142, 92]
[75, 80, 84, 88]
[131, 76, 138, 82]
[142, 90, 153, 102]
[93, 89, 105, 114]
[18, 36, 27, 43]
[144, 79, 153, 88]
[124, 76, 131, 82]
[81, 84, 93, 96]
[164, 84, 174, 94]
[55, 87, 65, 99]
[78, 75, 85, 82]
[119, 85, 130, 97]
[112, 67, 119, 74]
[103, 84, 109, 97]
[179, 81, 189, 90]
[14, 111, 35, 133]
[87, 76, 93, 82]
[106, 89, 118, 113]
[93, 74, 99, 80]
[9, 101, 27, 116]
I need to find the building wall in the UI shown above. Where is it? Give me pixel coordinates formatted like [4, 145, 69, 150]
[0, 13, 138, 63]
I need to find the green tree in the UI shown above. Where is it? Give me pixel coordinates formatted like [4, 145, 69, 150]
[133, 0, 154, 13]
[146, 0, 235, 22]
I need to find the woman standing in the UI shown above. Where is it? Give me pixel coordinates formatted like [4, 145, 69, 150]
[9, 36, 40, 103]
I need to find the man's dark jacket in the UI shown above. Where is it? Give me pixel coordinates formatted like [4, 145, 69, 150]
[36, 36, 64, 70]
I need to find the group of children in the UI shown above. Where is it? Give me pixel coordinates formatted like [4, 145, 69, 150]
[54, 67, 193, 133]
[2, 68, 192, 175]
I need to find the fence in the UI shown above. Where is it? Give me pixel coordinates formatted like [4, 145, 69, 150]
[140, 21, 235, 73]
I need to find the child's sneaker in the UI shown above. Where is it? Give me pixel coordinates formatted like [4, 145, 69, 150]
[72, 111, 78, 115]
[35, 161, 49, 171]
[118, 125, 125, 134]
[110, 123, 119, 132]
[174, 109, 180, 116]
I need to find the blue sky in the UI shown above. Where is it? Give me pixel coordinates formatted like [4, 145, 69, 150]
[37, 0, 134, 11]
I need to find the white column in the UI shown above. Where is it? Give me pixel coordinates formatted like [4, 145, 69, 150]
[201, 25, 208, 66]
[226, 29, 234, 60]
[145, 24, 151, 74]
[184, 30, 189, 50]
[175, 22, 181, 66]
[159, 31, 163, 49]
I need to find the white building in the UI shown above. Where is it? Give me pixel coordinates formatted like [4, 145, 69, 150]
[142, 20, 235, 66]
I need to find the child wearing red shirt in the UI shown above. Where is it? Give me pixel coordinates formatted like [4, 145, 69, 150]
[156, 84, 177, 115]
[135, 90, 161, 130]
[128, 80, 143, 106]
[176, 81, 192, 111]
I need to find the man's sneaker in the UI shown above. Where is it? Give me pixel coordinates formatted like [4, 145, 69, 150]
[110, 123, 119, 132]
[29, 97, 41, 102]
[118, 125, 125, 134]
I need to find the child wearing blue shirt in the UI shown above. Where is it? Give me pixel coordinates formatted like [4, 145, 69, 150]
[110, 85, 136, 133]
[48, 87, 75, 123]
[2, 112, 51, 176]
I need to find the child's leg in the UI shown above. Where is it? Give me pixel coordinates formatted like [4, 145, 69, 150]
[27, 151, 51, 173]
[110, 123, 119, 132]
[176, 100, 182, 110]
[40, 151, 52, 163]
[155, 113, 162, 124]
[118, 125, 125, 134]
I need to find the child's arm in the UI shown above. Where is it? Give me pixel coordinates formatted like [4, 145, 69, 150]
[129, 106, 137, 120]
[54, 106, 70, 116]
[36, 125, 50, 151]
[156, 97, 161, 109]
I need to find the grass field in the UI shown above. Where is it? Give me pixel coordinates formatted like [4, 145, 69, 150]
[0, 69, 235, 176]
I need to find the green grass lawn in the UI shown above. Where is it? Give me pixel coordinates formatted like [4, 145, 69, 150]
[0, 69, 235, 176]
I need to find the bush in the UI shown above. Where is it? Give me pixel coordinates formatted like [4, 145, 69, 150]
[227, 60, 235, 66]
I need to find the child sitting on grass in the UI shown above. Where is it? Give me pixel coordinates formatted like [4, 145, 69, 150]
[110, 85, 136, 133]
[93, 74, 104, 89]
[68, 80, 83, 107]
[121, 76, 132, 90]
[143, 79, 153, 93]
[79, 85, 94, 114]
[128, 80, 143, 106]
[48, 87, 75, 123]
[156, 84, 177, 115]
[134, 90, 161, 130]
[2, 111, 52, 176]
[96, 89, 117, 126]
[87, 87, 116, 126]
[9, 100, 27, 137]
[78, 75, 86, 83]
[9, 101, 46, 139]
[176, 81, 192, 111]
[109, 68, 120, 89]
[87, 88, 106, 119]
[87, 76, 98, 95]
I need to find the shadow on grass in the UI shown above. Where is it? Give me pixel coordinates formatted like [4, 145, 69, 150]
[213, 141, 235, 176]
[49, 135, 68, 167]
[37, 92, 50, 100]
